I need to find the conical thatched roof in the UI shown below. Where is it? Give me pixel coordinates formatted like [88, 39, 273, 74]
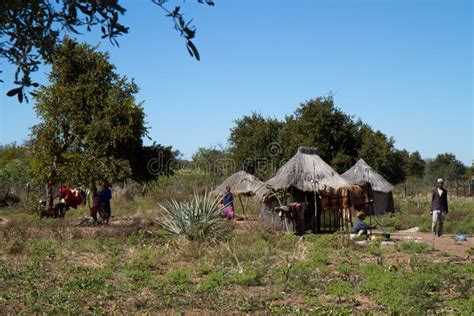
[342, 159, 394, 193]
[259, 147, 349, 197]
[211, 171, 265, 196]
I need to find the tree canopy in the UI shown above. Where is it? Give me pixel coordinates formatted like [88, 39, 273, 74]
[227, 96, 435, 184]
[29, 40, 160, 188]
[280, 96, 362, 173]
[0, 143, 30, 190]
[228, 113, 284, 179]
[424, 153, 467, 185]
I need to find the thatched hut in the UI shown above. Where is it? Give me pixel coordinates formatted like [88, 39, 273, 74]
[211, 171, 264, 197]
[212, 171, 264, 217]
[259, 147, 350, 234]
[342, 159, 395, 215]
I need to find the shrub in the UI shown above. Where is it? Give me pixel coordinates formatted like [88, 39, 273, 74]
[28, 239, 58, 259]
[4, 238, 24, 254]
[163, 267, 192, 292]
[398, 241, 428, 253]
[276, 233, 300, 251]
[156, 192, 224, 241]
[199, 269, 228, 292]
[233, 267, 265, 286]
[326, 280, 354, 302]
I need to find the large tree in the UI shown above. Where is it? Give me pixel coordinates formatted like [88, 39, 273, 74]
[1, 0, 214, 102]
[29, 40, 149, 209]
[357, 126, 407, 184]
[280, 96, 362, 173]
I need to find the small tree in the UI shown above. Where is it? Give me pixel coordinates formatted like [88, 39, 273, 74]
[29, 40, 147, 209]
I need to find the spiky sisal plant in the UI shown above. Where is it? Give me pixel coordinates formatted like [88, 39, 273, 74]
[156, 192, 225, 241]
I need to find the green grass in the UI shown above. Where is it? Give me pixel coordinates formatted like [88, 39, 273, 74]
[377, 196, 474, 234]
[0, 181, 472, 314]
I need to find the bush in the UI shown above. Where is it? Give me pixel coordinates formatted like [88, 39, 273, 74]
[233, 267, 265, 286]
[398, 241, 428, 253]
[199, 269, 228, 292]
[156, 192, 224, 241]
[276, 233, 300, 251]
[163, 267, 192, 292]
[325, 281, 354, 302]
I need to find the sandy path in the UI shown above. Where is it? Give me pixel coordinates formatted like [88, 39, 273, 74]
[391, 231, 472, 257]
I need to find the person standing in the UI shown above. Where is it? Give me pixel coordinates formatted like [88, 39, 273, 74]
[431, 178, 448, 237]
[89, 186, 101, 222]
[100, 183, 112, 225]
[222, 186, 234, 220]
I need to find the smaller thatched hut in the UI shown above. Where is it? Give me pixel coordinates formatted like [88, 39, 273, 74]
[342, 159, 394, 215]
[212, 171, 265, 217]
[211, 171, 264, 197]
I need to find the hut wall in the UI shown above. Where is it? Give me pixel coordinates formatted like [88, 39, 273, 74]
[372, 191, 394, 215]
[259, 197, 295, 232]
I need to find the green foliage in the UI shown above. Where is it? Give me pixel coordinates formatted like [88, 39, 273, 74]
[233, 267, 265, 286]
[229, 112, 284, 179]
[281, 96, 361, 173]
[156, 192, 225, 241]
[404, 150, 426, 178]
[357, 126, 406, 184]
[130, 143, 178, 182]
[28, 239, 58, 259]
[376, 196, 474, 234]
[199, 269, 229, 293]
[275, 233, 300, 251]
[163, 267, 192, 292]
[2, 1, 213, 102]
[425, 153, 467, 185]
[0, 143, 30, 187]
[398, 241, 428, 253]
[326, 281, 353, 302]
[192, 146, 230, 176]
[1, 0, 129, 102]
[228, 96, 419, 184]
[360, 263, 470, 314]
[30, 40, 147, 186]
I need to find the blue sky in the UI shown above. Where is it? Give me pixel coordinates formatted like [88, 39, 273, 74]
[1, 0, 472, 164]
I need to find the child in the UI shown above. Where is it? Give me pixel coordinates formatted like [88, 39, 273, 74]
[350, 211, 375, 239]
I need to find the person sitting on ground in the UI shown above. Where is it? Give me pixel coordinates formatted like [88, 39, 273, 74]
[89, 186, 101, 222]
[350, 211, 375, 239]
[99, 182, 112, 225]
[222, 186, 234, 220]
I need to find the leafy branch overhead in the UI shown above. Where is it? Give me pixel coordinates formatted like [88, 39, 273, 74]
[1, 0, 215, 103]
[153, 0, 215, 61]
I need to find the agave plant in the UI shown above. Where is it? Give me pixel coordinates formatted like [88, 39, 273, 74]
[156, 192, 225, 241]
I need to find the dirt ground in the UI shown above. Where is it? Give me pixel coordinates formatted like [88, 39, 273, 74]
[1, 214, 472, 259]
[391, 231, 473, 258]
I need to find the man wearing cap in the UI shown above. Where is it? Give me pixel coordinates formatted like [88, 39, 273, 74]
[431, 179, 448, 237]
